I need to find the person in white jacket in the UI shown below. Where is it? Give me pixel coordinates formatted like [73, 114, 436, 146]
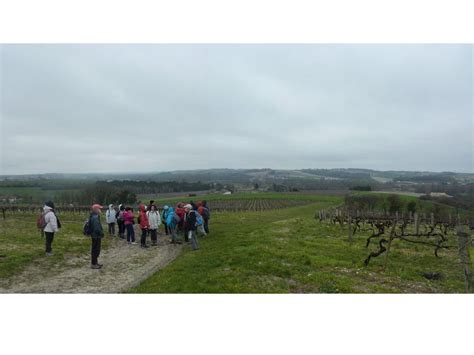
[146, 205, 161, 246]
[105, 204, 117, 237]
[43, 201, 59, 256]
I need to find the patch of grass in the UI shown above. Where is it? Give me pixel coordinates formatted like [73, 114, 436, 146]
[0, 212, 109, 279]
[131, 195, 467, 293]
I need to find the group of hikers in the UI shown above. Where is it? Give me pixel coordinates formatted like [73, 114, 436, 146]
[37, 199, 211, 269]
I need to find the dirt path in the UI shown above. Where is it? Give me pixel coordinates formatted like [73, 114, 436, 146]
[0, 238, 183, 293]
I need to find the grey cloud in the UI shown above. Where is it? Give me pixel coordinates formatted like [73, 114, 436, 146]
[0, 44, 472, 174]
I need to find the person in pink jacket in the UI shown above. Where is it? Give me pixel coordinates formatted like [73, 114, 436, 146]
[123, 207, 136, 245]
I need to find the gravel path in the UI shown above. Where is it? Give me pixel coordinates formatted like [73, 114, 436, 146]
[0, 237, 182, 293]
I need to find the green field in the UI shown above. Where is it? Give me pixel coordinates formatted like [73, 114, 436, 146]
[131, 194, 469, 293]
[0, 211, 110, 279]
[0, 192, 471, 293]
[0, 186, 81, 204]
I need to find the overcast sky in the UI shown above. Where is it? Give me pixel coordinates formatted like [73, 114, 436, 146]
[0, 44, 472, 175]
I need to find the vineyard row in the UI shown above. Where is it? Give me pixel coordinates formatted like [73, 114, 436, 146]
[0, 199, 315, 216]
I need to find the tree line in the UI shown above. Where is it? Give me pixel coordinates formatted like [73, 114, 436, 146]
[343, 193, 452, 216]
[55, 180, 213, 205]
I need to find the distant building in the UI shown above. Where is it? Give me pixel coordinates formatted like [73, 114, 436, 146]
[429, 192, 453, 198]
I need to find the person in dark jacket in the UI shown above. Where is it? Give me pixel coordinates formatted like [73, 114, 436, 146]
[162, 205, 170, 235]
[117, 204, 126, 239]
[198, 200, 210, 234]
[184, 204, 199, 251]
[90, 204, 105, 269]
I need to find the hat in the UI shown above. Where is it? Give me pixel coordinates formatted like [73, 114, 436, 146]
[163, 205, 169, 210]
[184, 204, 193, 210]
[92, 204, 103, 210]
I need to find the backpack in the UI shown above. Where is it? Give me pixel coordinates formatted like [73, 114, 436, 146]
[195, 211, 203, 226]
[55, 214, 62, 229]
[201, 207, 210, 220]
[36, 213, 47, 230]
[83, 218, 92, 236]
[173, 213, 181, 224]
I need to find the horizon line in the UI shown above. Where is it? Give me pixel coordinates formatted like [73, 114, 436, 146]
[1, 167, 473, 177]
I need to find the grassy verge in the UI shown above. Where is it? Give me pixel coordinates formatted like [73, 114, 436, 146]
[130, 195, 468, 293]
[0, 212, 109, 279]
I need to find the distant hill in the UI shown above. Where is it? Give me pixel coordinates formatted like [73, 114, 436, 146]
[1, 168, 473, 184]
[1, 168, 472, 207]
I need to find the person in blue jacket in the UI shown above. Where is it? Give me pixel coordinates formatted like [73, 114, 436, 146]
[166, 207, 181, 244]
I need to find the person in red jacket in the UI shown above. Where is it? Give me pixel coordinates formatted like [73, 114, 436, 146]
[138, 204, 150, 248]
